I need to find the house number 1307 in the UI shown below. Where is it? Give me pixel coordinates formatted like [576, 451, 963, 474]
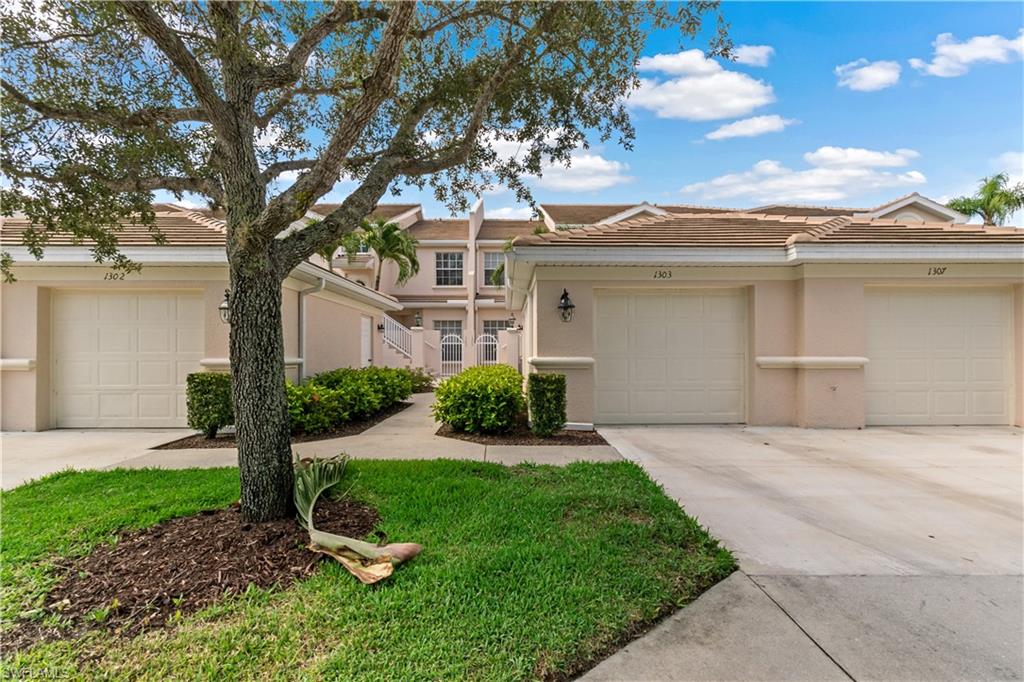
[653, 270, 673, 279]
[928, 266, 947, 276]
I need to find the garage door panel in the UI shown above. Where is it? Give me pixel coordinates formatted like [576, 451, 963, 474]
[595, 290, 746, 424]
[634, 358, 667, 382]
[98, 361, 134, 386]
[139, 328, 172, 353]
[52, 290, 204, 427]
[865, 289, 1011, 425]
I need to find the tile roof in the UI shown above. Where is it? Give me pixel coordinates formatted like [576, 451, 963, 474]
[310, 203, 419, 221]
[0, 203, 421, 247]
[540, 203, 734, 226]
[405, 219, 469, 240]
[477, 219, 544, 240]
[515, 212, 1024, 248]
[749, 204, 865, 217]
[0, 210, 227, 247]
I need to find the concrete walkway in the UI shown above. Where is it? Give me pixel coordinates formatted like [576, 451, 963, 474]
[584, 425, 1023, 682]
[1, 393, 620, 488]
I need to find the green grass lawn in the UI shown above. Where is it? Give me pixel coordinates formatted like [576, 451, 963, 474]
[2, 460, 734, 680]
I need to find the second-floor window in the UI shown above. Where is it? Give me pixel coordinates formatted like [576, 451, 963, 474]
[483, 252, 504, 286]
[435, 252, 463, 286]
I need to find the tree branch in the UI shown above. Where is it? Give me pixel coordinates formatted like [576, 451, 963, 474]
[256, 83, 359, 128]
[116, 1, 229, 128]
[1, 79, 208, 127]
[254, 2, 415, 237]
[260, 159, 316, 184]
[255, 2, 357, 90]
[2, 161, 223, 204]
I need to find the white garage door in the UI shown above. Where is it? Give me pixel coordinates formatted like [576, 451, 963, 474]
[865, 288, 1013, 425]
[594, 290, 746, 424]
[52, 291, 204, 427]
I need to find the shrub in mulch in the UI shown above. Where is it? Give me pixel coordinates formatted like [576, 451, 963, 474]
[155, 401, 411, 450]
[7, 498, 380, 650]
[435, 423, 607, 446]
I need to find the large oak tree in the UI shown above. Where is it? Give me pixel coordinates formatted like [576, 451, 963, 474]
[1, 1, 727, 521]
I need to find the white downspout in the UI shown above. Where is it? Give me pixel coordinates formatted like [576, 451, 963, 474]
[297, 276, 326, 381]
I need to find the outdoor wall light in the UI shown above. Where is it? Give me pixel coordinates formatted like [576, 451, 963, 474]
[557, 289, 575, 323]
[414, 311, 423, 327]
[218, 289, 231, 324]
[507, 315, 517, 329]
[377, 322, 385, 331]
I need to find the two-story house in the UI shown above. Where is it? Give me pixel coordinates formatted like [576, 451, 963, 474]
[317, 199, 540, 374]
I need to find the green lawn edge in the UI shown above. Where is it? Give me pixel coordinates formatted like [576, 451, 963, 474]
[1, 460, 736, 681]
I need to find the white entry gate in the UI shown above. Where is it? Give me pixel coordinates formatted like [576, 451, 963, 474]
[440, 334, 463, 377]
[475, 333, 498, 366]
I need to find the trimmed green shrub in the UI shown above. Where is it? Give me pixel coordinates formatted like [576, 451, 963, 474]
[311, 366, 412, 419]
[286, 382, 352, 434]
[527, 373, 567, 437]
[401, 366, 435, 393]
[432, 365, 526, 434]
[186, 372, 234, 438]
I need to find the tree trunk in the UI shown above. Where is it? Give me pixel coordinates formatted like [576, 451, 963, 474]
[229, 264, 294, 522]
[374, 261, 382, 291]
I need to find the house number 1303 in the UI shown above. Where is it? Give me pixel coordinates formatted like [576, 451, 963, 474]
[653, 270, 673, 279]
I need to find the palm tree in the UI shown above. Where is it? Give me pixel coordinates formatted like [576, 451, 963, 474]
[343, 218, 420, 290]
[947, 173, 1024, 226]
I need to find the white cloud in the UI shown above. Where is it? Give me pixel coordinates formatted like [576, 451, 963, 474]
[534, 153, 632, 192]
[630, 50, 775, 120]
[680, 146, 927, 203]
[480, 131, 633, 193]
[835, 59, 902, 91]
[910, 29, 1024, 77]
[733, 45, 774, 67]
[705, 115, 797, 140]
[488, 206, 534, 219]
[802, 146, 919, 169]
[991, 151, 1024, 182]
[630, 72, 774, 121]
[637, 49, 722, 75]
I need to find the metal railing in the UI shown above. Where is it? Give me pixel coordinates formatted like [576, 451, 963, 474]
[382, 314, 412, 358]
[440, 334, 463, 377]
[475, 333, 498, 366]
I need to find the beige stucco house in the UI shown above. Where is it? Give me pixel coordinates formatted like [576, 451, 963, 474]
[508, 203, 1024, 430]
[0, 206, 401, 431]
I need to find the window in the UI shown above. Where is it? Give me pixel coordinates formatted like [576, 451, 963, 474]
[482, 252, 504, 286]
[433, 320, 463, 339]
[435, 252, 463, 286]
[482, 320, 505, 338]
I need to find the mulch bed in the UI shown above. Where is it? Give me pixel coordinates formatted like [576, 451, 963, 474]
[436, 424, 608, 446]
[154, 401, 412, 450]
[6, 498, 380, 651]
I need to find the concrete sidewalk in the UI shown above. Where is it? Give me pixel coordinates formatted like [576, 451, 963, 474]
[2, 393, 620, 487]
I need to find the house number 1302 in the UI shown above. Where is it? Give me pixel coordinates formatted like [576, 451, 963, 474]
[653, 270, 673, 279]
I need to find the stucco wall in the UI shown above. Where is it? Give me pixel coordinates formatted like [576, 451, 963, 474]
[524, 264, 1023, 428]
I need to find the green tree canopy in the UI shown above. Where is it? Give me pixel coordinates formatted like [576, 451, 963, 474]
[1, 1, 729, 521]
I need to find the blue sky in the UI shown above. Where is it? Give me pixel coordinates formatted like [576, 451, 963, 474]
[154, 2, 1023, 221]
[418, 1, 1024, 219]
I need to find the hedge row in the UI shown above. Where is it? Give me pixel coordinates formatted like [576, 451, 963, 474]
[431, 365, 567, 437]
[186, 366, 419, 438]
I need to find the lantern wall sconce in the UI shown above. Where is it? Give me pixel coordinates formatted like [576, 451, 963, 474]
[218, 289, 231, 324]
[557, 288, 575, 322]
[414, 311, 423, 327]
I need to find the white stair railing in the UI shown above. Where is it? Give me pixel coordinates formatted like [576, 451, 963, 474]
[382, 314, 412, 358]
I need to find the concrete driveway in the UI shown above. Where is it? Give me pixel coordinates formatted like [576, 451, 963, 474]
[586, 425, 1023, 681]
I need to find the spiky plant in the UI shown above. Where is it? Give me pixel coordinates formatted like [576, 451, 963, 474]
[293, 454, 421, 584]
